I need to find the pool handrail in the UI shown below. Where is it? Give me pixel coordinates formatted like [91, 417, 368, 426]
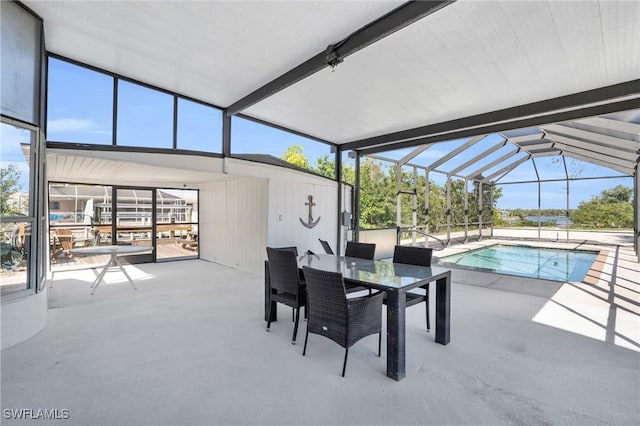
[396, 226, 446, 251]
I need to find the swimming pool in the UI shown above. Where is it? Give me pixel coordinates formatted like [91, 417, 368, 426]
[436, 245, 599, 282]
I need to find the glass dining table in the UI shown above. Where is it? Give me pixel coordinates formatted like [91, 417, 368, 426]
[264, 253, 451, 381]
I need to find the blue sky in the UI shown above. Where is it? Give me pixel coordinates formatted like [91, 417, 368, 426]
[41, 57, 633, 210]
[1, 123, 32, 191]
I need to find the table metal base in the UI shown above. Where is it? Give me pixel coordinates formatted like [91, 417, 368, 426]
[91, 253, 137, 295]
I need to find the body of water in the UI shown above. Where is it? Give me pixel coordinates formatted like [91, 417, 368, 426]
[526, 215, 573, 225]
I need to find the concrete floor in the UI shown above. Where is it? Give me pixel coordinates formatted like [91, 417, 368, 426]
[2, 245, 639, 425]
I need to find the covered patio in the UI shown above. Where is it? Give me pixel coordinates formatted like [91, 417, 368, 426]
[2, 247, 638, 425]
[2, 1, 639, 424]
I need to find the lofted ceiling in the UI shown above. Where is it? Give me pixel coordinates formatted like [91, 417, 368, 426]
[25, 0, 640, 178]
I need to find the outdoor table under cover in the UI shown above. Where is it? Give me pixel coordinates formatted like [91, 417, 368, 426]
[265, 253, 451, 381]
[70, 245, 153, 294]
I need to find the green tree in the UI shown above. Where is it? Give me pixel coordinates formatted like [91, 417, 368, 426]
[281, 145, 309, 169]
[428, 182, 447, 232]
[600, 185, 632, 203]
[1, 165, 22, 216]
[572, 185, 633, 228]
[572, 200, 633, 228]
[359, 159, 396, 229]
[313, 154, 336, 179]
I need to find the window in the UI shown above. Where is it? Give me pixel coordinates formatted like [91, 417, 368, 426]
[1, 2, 44, 298]
[156, 189, 199, 260]
[232, 117, 335, 178]
[47, 58, 114, 144]
[1, 122, 35, 295]
[117, 80, 173, 148]
[0, 1, 41, 125]
[177, 98, 222, 152]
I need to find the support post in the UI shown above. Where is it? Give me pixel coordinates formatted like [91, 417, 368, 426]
[446, 177, 451, 246]
[336, 146, 343, 256]
[478, 182, 483, 241]
[635, 169, 639, 262]
[563, 156, 570, 242]
[412, 166, 418, 245]
[396, 163, 402, 241]
[464, 178, 469, 243]
[354, 153, 361, 243]
[538, 181, 542, 240]
[490, 184, 495, 239]
[425, 170, 430, 247]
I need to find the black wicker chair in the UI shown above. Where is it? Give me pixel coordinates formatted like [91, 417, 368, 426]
[266, 247, 306, 344]
[391, 245, 433, 331]
[318, 239, 334, 255]
[276, 246, 298, 255]
[344, 241, 376, 260]
[302, 266, 384, 377]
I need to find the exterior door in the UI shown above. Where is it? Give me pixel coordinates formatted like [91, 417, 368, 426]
[114, 187, 155, 263]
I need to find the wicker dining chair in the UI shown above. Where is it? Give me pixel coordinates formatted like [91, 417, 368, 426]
[391, 245, 433, 331]
[266, 247, 306, 344]
[318, 239, 334, 255]
[342, 241, 377, 294]
[275, 246, 298, 255]
[344, 241, 376, 260]
[302, 266, 384, 377]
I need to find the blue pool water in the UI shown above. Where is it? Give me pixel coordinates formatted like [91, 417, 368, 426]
[437, 245, 599, 282]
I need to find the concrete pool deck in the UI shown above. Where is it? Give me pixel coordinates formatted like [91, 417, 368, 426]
[1, 238, 638, 425]
[432, 236, 639, 354]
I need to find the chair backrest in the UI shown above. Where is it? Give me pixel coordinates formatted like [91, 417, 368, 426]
[392, 245, 433, 267]
[318, 239, 334, 255]
[266, 247, 301, 294]
[55, 228, 73, 236]
[302, 266, 348, 343]
[275, 246, 298, 256]
[344, 241, 376, 260]
[55, 229, 74, 251]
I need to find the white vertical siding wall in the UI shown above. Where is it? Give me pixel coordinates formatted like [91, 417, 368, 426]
[197, 159, 340, 276]
[267, 178, 338, 256]
[199, 176, 268, 275]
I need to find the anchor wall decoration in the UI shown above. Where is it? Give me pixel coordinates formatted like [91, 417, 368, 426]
[300, 195, 321, 229]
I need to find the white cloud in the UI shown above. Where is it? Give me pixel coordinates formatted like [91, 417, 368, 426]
[47, 118, 98, 133]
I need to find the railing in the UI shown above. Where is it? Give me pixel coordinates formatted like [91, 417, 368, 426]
[396, 226, 446, 251]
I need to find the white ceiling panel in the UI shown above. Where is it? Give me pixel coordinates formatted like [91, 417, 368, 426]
[245, 0, 639, 143]
[28, 1, 403, 107]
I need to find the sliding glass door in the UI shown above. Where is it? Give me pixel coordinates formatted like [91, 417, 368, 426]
[155, 189, 199, 261]
[49, 183, 198, 269]
[114, 187, 154, 263]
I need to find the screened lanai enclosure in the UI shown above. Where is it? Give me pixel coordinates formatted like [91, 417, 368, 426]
[350, 110, 639, 254]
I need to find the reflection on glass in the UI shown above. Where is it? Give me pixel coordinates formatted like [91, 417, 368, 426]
[1, 122, 32, 294]
[0, 221, 30, 295]
[117, 81, 173, 148]
[48, 183, 113, 264]
[1, 1, 40, 124]
[1, 123, 32, 213]
[177, 98, 222, 152]
[46, 58, 113, 144]
[156, 189, 198, 260]
[115, 188, 153, 250]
